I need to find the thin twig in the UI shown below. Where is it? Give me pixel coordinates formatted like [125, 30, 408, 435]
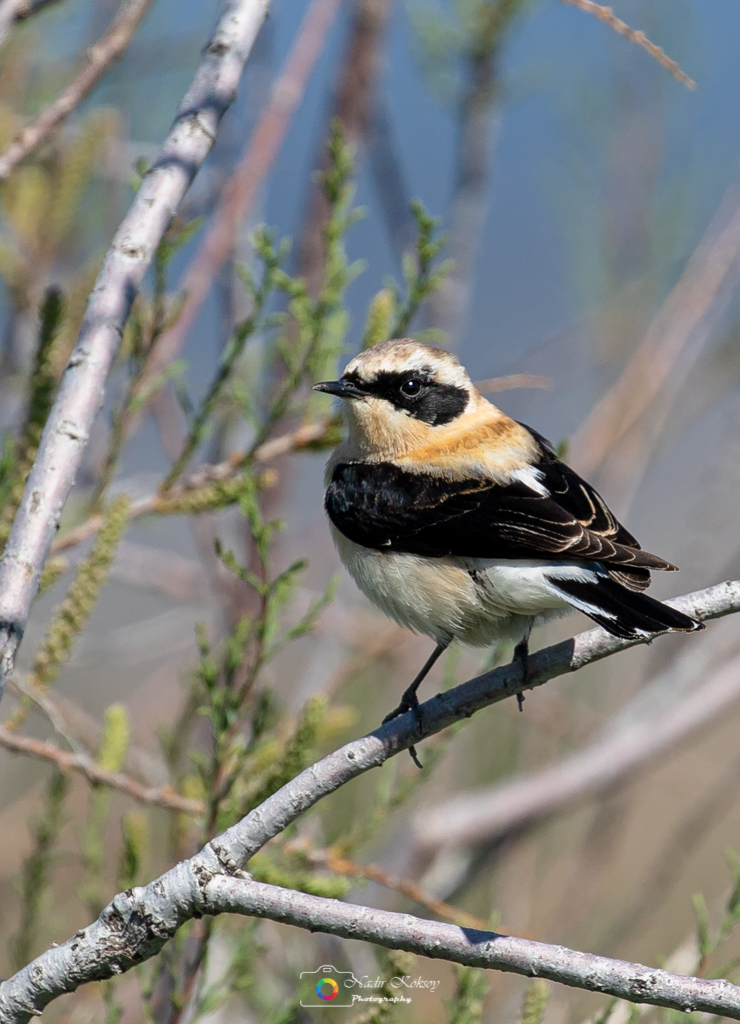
[0, 0, 271, 700]
[13, 0, 63, 20]
[0, 725, 204, 814]
[0, 0, 23, 48]
[7, 675, 86, 755]
[296, 0, 393, 298]
[295, 843, 489, 929]
[570, 181, 740, 477]
[0, 579, 737, 1021]
[423, 0, 509, 348]
[559, 0, 695, 89]
[0, 0, 155, 180]
[475, 373, 553, 393]
[49, 418, 331, 555]
[144, 0, 344, 385]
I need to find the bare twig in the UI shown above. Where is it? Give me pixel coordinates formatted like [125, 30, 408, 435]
[0, 725, 204, 814]
[0, 0, 23, 47]
[413, 632, 740, 850]
[570, 182, 740, 477]
[475, 373, 553, 393]
[0, 0, 271, 700]
[0, 0, 54, 47]
[297, 0, 393, 297]
[7, 676, 86, 755]
[0, 0, 154, 179]
[295, 843, 489, 929]
[145, 0, 344, 383]
[425, 0, 525, 348]
[559, 0, 695, 89]
[12, 0, 63, 20]
[0, 579, 738, 1021]
[48, 417, 330, 556]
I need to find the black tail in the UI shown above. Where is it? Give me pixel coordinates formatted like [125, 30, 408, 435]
[550, 574, 704, 640]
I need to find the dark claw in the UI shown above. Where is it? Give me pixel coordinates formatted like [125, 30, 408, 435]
[382, 690, 424, 769]
[382, 642, 448, 769]
[513, 634, 531, 712]
[408, 744, 423, 770]
[382, 687, 421, 726]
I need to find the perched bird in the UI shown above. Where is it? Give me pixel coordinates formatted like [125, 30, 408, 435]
[314, 339, 702, 750]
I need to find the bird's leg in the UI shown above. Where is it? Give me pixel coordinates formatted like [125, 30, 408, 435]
[383, 641, 449, 767]
[512, 619, 534, 711]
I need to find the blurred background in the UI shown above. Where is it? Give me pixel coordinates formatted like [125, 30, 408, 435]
[2, 0, 740, 1021]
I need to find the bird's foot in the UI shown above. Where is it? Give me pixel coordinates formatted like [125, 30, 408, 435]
[513, 637, 530, 712]
[382, 686, 421, 725]
[382, 688, 424, 769]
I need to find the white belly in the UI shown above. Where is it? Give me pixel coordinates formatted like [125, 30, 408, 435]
[332, 529, 575, 648]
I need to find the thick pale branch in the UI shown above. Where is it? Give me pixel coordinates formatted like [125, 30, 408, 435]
[0, 580, 738, 1022]
[0, 0, 154, 179]
[0, 0, 271, 699]
[207, 877, 740, 1017]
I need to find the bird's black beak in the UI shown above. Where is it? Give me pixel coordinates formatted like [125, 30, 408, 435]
[312, 379, 367, 400]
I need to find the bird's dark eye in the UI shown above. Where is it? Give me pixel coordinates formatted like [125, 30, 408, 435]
[400, 378, 423, 397]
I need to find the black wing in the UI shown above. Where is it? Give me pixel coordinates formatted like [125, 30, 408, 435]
[326, 447, 675, 577]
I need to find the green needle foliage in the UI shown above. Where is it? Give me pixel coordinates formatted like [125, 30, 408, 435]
[8, 495, 131, 728]
[348, 950, 416, 1024]
[80, 703, 131, 917]
[516, 979, 548, 1024]
[0, 287, 63, 551]
[390, 200, 452, 339]
[11, 770, 69, 969]
[447, 966, 489, 1024]
[3, 124, 460, 1024]
[31, 495, 130, 690]
[162, 226, 285, 489]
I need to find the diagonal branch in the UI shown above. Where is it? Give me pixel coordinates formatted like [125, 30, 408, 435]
[208, 878, 740, 1018]
[47, 417, 332, 556]
[0, 0, 154, 180]
[297, 844, 488, 929]
[0, 579, 738, 1022]
[14, 0, 63, 17]
[0, 0, 271, 702]
[145, 0, 344, 386]
[570, 181, 740, 477]
[0, 725, 204, 814]
[559, 0, 695, 89]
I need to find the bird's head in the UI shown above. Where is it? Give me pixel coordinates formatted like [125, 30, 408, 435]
[313, 339, 487, 458]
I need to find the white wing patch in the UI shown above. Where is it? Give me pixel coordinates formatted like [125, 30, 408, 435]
[509, 466, 549, 497]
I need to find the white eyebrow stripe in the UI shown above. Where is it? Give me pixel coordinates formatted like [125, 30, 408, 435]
[509, 466, 549, 497]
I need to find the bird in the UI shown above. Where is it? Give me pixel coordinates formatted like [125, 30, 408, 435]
[313, 339, 703, 759]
